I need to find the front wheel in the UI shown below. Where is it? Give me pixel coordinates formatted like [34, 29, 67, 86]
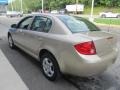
[8, 35, 15, 49]
[41, 52, 61, 81]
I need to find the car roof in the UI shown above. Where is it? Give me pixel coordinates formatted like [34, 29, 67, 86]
[30, 13, 69, 18]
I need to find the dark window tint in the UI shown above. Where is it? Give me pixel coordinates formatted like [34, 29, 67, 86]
[18, 16, 33, 30]
[58, 15, 100, 33]
[31, 16, 52, 33]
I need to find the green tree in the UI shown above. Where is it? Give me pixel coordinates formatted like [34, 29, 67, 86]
[8, 0, 120, 13]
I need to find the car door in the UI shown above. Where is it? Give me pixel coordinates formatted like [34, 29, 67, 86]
[14, 16, 33, 48]
[22, 16, 53, 56]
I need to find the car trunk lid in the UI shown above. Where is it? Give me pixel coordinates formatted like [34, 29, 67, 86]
[74, 31, 117, 56]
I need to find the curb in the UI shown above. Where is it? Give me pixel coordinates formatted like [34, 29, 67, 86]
[94, 23, 120, 28]
[0, 49, 29, 90]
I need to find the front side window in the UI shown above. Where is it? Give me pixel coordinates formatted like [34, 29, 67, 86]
[58, 15, 100, 33]
[31, 16, 52, 33]
[18, 16, 33, 30]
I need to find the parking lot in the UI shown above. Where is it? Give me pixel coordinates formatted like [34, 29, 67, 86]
[0, 16, 120, 90]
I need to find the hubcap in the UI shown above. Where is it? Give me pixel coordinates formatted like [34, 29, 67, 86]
[8, 36, 13, 47]
[42, 58, 54, 77]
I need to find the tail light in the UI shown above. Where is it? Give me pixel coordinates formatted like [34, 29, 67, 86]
[74, 41, 96, 55]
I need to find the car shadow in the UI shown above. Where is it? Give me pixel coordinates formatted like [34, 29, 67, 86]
[63, 70, 120, 90]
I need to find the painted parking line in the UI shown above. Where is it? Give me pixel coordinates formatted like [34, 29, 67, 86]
[0, 49, 29, 90]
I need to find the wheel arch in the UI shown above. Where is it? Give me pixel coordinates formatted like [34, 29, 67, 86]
[39, 49, 62, 72]
[38, 43, 66, 73]
[39, 49, 57, 62]
[39, 49, 62, 81]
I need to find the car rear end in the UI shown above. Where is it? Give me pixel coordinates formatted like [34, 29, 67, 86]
[58, 32, 118, 77]
[57, 15, 118, 76]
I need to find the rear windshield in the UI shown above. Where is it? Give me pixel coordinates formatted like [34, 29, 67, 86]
[57, 15, 101, 33]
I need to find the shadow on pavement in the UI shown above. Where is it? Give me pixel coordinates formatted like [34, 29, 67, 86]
[63, 72, 120, 90]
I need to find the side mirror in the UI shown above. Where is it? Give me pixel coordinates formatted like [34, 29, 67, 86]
[11, 24, 17, 28]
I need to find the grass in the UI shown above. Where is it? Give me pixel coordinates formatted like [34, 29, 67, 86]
[94, 18, 120, 25]
[84, 7, 120, 15]
[81, 6, 120, 25]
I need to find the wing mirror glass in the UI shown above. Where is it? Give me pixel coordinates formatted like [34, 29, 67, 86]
[11, 24, 17, 28]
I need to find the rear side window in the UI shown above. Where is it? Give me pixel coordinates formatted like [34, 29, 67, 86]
[58, 15, 100, 33]
[31, 16, 52, 33]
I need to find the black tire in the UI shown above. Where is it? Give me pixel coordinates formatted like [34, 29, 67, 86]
[40, 52, 61, 81]
[101, 14, 106, 18]
[8, 34, 15, 49]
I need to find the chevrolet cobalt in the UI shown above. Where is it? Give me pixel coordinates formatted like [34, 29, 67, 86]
[8, 14, 118, 81]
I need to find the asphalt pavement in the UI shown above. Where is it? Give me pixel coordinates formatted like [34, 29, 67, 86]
[0, 16, 120, 90]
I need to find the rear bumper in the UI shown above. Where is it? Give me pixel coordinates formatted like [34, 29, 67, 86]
[59, 49, 118, 77]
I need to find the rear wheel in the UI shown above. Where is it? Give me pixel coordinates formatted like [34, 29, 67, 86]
[40, 52, 61, 81]
[8, 35, 15, 49]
